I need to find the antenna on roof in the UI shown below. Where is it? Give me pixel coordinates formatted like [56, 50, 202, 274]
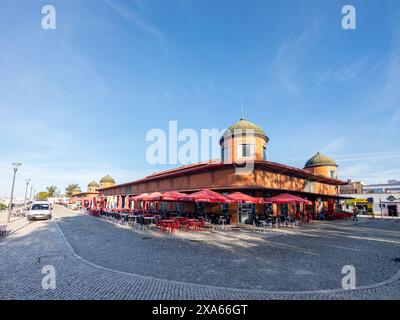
[240, 103, 244, 120]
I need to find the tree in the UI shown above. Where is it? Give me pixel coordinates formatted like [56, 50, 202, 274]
[36, 191, 49, 200]
[0, 202, 6, 211]
[46, 185, 58, 197]
[65, 184, 80, 197]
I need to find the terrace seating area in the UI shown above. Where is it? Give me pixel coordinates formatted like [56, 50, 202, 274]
[78, 189, 348, 235]
[95, 209, 229, 234]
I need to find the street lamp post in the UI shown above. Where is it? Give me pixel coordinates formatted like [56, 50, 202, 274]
[7, 163, 22, 224]
[23, 179, 31, 213]
[29, 185, 34, 202]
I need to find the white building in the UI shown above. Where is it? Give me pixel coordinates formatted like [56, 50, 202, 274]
[340, 193, 400, 217]
[362, 180, 400, 194]
[340, 180, 400, 216]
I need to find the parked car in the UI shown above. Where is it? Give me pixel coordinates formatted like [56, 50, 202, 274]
[27, 201, 52, 221]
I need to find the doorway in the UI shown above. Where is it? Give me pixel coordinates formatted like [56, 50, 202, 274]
[238, 203, 254, 224]
[388, 205, 398, 217]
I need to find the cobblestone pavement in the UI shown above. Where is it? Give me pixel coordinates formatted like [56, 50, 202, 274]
[0, 205, 400, 300]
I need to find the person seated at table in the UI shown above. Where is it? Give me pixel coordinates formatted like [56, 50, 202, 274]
[253, 216, 260, 227]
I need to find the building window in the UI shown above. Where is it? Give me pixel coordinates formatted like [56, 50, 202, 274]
[222, 145, 230, 162]
[330, 170, 336, 179]
[239, 143, 255, 158]
[262, 146, 267, 160]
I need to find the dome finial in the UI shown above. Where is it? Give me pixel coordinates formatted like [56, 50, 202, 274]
[240, 103, 244, 120]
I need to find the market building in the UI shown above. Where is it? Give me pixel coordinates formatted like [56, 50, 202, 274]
[99, 119, 347, 224]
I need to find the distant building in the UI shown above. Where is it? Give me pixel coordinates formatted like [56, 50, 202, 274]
[339, 180, 364, 194]
[362, 180, 400, 194]
[340, 193, 399, 217]
[70, 176, 116, 206]
[339, 179, 400, 216]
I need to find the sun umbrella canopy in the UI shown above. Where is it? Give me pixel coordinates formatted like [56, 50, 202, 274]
[151, 191, 188, 201]
[180, 189, 232, 203]
[132, 193, 149, 201]
[264, 193, 312, 205]
[226, 192, 263, 204]
[143, 192, 163, 201]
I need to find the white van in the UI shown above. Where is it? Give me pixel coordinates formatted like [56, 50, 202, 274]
[27, 201, 52, 221]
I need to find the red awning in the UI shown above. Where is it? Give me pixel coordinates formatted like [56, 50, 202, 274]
[226, 192, 263, 204]
[180, 189, 233, 203]
[151, 191, 188, 201]
[264, 193, 312, 205]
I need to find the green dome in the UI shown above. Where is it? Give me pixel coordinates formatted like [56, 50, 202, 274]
[100, 175, 115, 184]
[304, 152, 337, 168]
[221, 119, 267, 141]
[227, 119, 265, 135]
[88, 180, 100, 188]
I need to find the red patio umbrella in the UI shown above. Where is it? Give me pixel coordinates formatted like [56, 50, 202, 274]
[151, 191, 188, 201]
[226, 192, 263, 204]
[132, 193, 149, 201]
[226, 192, 264, 227]
[143, 192, 163, 201]
[264, 193, 312, 205]
[180, 189, 233, 203]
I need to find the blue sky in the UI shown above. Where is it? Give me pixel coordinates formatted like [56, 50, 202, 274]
[1, 0, 400, 197]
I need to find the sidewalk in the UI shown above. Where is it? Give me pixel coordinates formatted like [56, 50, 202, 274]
[358, 214, 400, 219]
[0, 212, 31, 236]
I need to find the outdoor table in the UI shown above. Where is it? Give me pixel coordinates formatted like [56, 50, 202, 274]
[218, 218, 227, 230]
[159, 219, 176, 233]
[258, 220, 270, 232]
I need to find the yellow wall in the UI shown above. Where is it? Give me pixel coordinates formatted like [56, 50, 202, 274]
[222, 135, 267, 162]
[88, 186, 99, 193]
[305, 165, 337, 179]
[101, 181, 115, 189]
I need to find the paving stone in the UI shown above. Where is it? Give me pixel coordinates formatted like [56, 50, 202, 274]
[0, 206, 399, 300]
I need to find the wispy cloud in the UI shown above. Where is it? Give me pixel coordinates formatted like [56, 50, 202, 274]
[362, 51, 400, 122]
[317, 57, 369, 84]
[320, 138, 346, 154]
[102, 0, 166, 44]
[273, 26, 318, 94]
[340, 163, 400, 184]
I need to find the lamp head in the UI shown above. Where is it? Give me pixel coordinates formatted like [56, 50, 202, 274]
[12, 163, 22, 170]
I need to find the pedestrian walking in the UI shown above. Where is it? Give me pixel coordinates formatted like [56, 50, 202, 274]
[353, 206, 359, 221]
